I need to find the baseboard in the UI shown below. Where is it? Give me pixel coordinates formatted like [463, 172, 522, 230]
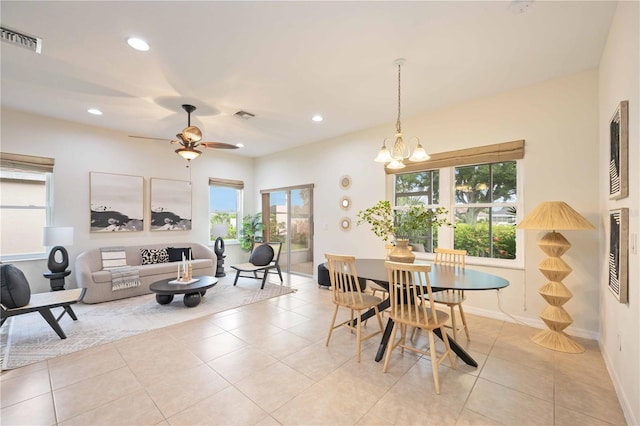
[462, 305, 600, 341]
[599, 342, 637, 426]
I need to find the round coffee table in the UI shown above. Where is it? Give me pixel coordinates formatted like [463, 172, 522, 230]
[149, 275, 218, 307]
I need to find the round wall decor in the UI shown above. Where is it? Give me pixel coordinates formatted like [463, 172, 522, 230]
[339, 217, 352, 232]
[339, 175, 352, 190]
[339, 196, 352, 210]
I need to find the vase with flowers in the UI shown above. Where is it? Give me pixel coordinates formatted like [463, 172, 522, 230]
[356, 200, 452, 263]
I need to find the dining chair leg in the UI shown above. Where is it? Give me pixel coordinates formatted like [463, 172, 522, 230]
[428, 330, 441, 395]
[326, 305, 339, 346]
[459, 304, 470, 340]
[450, 305, 458, 341]
[356, 310, 362, 362]
[383, 322, 399, 373]
[441, 325, 456, 369]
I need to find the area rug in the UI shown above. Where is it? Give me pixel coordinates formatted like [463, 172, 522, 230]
[0, 280, 296, 370]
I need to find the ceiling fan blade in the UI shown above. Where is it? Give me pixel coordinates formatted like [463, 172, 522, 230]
[128, 135, 172, 142]
[201, 141, 239, 150]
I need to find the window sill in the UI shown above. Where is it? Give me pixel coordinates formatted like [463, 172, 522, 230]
[0, 253, 48, 263]
[413, 252, 524, 271]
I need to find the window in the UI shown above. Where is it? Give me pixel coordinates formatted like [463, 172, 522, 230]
[209, 178, 243, 242]
[390, 140, 524, 264]
[395, 170, 440, 252]
[454, 162, 517, 259]
[0, 153, 54, 261]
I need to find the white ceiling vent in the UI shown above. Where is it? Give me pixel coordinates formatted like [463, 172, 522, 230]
[1, 26, 42, 53]
[234, 110, 255, 120]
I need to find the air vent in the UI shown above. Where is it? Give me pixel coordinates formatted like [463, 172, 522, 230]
[234, 110, 255, 120]
[1, 26, 42, 53]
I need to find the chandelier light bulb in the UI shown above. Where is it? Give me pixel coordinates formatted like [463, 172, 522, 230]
[374, 58, 430, 168]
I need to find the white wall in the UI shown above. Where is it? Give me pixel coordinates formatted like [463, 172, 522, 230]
[255, 69, 601, 338]
[1, 109, 255, 293]
[598, 1, 640, 423]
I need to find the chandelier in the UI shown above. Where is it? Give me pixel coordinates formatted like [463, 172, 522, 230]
[374, 58, 430, 169]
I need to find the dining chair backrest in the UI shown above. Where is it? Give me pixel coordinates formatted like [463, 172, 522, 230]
[434, 248, 467, 268]
[324, 253, 367, 307]
[384, 261, 439, 328]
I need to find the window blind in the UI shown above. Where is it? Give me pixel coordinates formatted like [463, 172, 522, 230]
[0, 152, 55, 173]
[385, 140, 524, 174]
[208, 177, 244, 189]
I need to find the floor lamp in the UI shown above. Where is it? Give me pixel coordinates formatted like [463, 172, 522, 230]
[517, 201, 594, 353]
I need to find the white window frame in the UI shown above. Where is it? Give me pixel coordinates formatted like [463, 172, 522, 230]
[208, 180, 244, 245]
[392, 160, 524, 269]
[0, 170, 53, 262]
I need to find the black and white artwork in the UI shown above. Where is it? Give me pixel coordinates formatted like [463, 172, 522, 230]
[608, 208, 628, 303]
[609, 100, 628, 200]
[90, 172, 144, 232]
[150, 178, 192, 231]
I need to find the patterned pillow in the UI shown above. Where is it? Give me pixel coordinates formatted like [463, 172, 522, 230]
[140, 248, 170, 265]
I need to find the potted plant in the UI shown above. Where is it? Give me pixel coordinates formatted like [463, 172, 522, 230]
[356, 200, 451, 262]
[240, 213, 265, 252]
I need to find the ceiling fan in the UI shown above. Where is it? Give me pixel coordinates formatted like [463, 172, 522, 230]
[129, 104, 239, 160]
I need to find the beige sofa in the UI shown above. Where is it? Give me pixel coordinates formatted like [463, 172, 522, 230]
[75, 242, 215, 304]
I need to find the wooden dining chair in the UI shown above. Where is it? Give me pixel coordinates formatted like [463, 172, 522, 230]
[430, 248, 470, 341]
[324, 253, 384, 362]
[383, 261, 455, 394]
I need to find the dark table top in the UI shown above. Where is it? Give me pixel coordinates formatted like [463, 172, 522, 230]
[354, 259, 509, 291]
[149, 275, 218, 295]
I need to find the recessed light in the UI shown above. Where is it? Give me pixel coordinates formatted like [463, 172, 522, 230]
[87, 108, 103, 115]
[312, 115, 323, 122]
[235, 143, 244, 148]
[127, 37, 149, 51]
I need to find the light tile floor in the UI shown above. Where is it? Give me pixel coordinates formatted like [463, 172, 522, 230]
[0, 273, 627, 425]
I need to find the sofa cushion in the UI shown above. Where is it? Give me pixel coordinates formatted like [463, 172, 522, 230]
[140, 248, 169, 265]
[167, 247, 193, 262]
[0, 264, 31, 308]
[91, 259, 214, 284]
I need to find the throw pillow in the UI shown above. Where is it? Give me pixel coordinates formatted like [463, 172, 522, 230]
[140, 248, 169, 265]
[249, 244, 274, 266]
[167, 247, 193, 262]
[0, 264, 31, 308]
[100, 247, 127, 270]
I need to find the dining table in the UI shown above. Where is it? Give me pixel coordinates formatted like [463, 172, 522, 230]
[354, 258, 509, 367]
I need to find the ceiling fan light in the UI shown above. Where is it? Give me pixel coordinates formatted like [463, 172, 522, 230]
[175, 147, 201, 161]
[182, 126, 202, 143]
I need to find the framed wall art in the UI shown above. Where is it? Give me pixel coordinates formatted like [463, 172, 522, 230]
[150, 178, 192, 231]
[90, 172, 144, 232]
[609, 100, 628, 200]
[608, 208, 628, 303]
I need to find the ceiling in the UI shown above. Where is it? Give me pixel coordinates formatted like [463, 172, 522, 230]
[1, 1, 616, 158]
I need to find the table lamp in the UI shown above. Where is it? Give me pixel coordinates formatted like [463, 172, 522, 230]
[517, 201, 594, 353]
[43, 226, 74, 290]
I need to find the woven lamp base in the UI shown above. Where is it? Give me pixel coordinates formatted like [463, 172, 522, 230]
[531, 329, 584, 353]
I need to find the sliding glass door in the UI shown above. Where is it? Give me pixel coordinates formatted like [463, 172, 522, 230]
[261, 185, 313, 276]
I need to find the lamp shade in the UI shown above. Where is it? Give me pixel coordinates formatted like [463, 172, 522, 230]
[516, 201, 594, 231]
[43, 226, 74, 247]
[212, 223, 229, 239]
